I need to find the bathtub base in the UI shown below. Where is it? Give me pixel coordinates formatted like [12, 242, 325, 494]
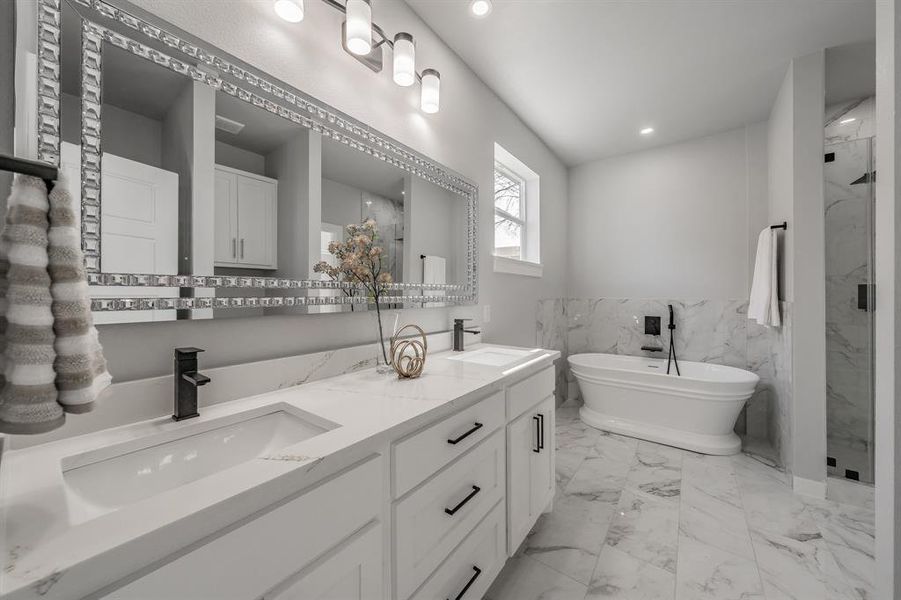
[579, 405, 742, 456]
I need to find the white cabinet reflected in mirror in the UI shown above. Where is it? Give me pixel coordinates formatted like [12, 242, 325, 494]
[50, 0, 477, 323]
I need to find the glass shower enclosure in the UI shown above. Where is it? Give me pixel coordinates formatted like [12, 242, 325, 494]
[824, 136, 875, 484]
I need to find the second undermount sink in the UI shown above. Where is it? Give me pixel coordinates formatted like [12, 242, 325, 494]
[62, 404, 336, 524]
[446, 346, 537, 367]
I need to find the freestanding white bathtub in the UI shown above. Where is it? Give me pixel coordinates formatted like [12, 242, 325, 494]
[568, 353, 759, 455]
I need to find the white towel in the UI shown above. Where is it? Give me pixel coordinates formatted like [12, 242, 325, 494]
[422, 255, 446, 308]
[748, 228, 781, 327]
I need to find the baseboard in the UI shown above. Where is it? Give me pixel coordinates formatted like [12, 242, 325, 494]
[792, 475, 826, 499]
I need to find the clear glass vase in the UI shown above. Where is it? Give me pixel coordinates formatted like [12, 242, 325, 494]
[372, 308, 395, 375]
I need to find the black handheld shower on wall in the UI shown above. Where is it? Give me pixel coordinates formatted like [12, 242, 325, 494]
[667, 304, 680, 376]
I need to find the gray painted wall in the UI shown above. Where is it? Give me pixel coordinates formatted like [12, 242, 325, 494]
[874, 1, 900, 594]
[568, 124, 768, 300]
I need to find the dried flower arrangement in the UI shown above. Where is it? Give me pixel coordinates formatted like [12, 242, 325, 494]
[314, 219, 394, 368]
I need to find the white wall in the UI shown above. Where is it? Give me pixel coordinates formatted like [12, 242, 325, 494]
[49, 0, 569, 382]
[568, 124, 768, 299]
[321, 178, 363, 227]
[215, 141, 265, 176]
[405, 176, 460, 285]
[770, 51, 827, 489]
[874, 0, 901, 595]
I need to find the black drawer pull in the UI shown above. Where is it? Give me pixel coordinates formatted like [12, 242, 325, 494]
[446, 566, 482, 600]
[538, 413, 545, 450]
[447, 422, 483, 445]
[532, 415, 541, 453]
[444, 485, 481, 515]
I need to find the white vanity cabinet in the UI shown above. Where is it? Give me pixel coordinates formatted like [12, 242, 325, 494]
[100, 456, 384, 600]
[505, 367, 556, 554]
[82, 361, 557, 600]
[214, 165, 278, 269]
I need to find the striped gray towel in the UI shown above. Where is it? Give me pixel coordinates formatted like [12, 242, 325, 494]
[48, 176, 110, 412]
[0, 176, 64, 433]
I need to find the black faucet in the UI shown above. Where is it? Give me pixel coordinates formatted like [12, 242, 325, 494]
[173, 347, 211, 421]
[453, 318, 481, 352]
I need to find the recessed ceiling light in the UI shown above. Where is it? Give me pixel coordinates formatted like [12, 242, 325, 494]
[274, 0, 304, 23]
[640, 127, 654, 135]
[839, 117, 856, 125]
[470, 0, 493, 18]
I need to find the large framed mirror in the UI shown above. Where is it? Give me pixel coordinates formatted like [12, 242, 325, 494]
[35, 0, 477, 321]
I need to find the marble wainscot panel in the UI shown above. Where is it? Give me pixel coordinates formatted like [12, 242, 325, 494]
[6, 329, 477, 451]
[537, 298, 793, 468]
[825, 96, 875, 145]
[536, 298, 568, 405]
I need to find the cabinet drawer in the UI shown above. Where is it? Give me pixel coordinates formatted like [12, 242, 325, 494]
[261, 522, 383, 600]
[506, 367, 554, 420]
[394, 431, 505, 600]
[392, 391, 504, 498]
[103, 456, 382, 600]
[410, 501, 506, 600]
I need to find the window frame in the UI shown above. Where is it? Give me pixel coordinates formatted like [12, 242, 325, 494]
[493, 160, 528, 261]
[492, 143, 541, 277]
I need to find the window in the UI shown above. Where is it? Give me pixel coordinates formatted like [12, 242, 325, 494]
[493, 143, 541, 276]
[494, 162, 526, 260]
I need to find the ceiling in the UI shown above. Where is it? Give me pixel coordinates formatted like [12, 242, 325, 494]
[825, 40, 876, 105]
[406, 0, 876, 166]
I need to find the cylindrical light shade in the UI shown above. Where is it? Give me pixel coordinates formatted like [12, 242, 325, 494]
[274, 0, 304, 22]
[393, 33, 416, 87]
[420, 69, 440, 114]
[345, 0, 372, 56]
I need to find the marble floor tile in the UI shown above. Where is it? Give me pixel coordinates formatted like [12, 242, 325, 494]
[558, 419, 603, 455]
[523, 493, 617, 585]
[805, 499, 876, 600]
[490, 415, 873, 600]
[826, 477, 874, 511]
[751, 528, 859, 600]
[564, 453, 630, 505]
[591, 431, 640, 466]
[586, 544, 675, 600]
[675, 536, 764, 600]
[556, 448, 588, 489]
[679, 455, 755, 560]
[484, 555, 588, 600]
[605, 489, 679, 573]
[623, 441, 683, 503]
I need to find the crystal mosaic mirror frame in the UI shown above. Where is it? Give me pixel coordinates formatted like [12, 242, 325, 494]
[34, 0, 478, 313]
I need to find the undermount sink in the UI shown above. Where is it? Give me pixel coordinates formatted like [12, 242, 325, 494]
[62, 404, 336, 524]
[446, 346, 537, 367]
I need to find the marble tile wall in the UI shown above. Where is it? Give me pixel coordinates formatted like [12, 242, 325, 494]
[537, 298, 793, 469]
[824, 96, 875, 483]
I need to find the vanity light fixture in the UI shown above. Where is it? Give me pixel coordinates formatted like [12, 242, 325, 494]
[421, 69, 441, 114]
[470, 0, 493, 17]
[840, 117, 856, 125]
[274, 0, 305, 22]
[345, 0, 373, 55]
[393, 33, 416, 87]
[276, 0, 442, 114]
[640, 127, 654, 135]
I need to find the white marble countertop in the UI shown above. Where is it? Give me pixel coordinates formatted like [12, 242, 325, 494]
[0, 343, 559, 600]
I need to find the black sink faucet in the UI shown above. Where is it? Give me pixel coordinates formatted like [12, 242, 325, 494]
[453, 318, 481, 352]
[173, 347, 211, 421]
